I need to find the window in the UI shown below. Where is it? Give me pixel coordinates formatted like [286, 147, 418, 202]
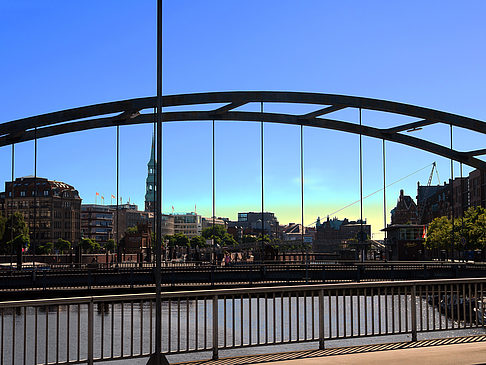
[20, 191, 26, 197]
[44, 190, 49, 196]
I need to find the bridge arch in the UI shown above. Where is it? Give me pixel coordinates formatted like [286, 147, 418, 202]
[1, 91, 485, 170]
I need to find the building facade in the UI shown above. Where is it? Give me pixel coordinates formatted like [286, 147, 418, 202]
[417, 182, 451, 224]
[171, 213, 202, 238]
[382, 224, 425, 261]
[82, 203, 174, 246]
[391, 189, 418, 225]
[81, 205, 114, 244]
[281, 223, 314, 243]
[417, 168, 486, 224]
[228, 212, 280, 238]
[201, 217, 227, 230]
[314, 216, 371, 255]
[0, 176, 81, 246]
[469, 169, 486, 209]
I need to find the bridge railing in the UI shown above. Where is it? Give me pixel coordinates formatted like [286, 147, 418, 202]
[0, 277, 485, 364]
[2, 262, 486, 294]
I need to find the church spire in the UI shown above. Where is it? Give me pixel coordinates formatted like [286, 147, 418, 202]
[145, 133, 156, 212]
[149, 133, 156, 165]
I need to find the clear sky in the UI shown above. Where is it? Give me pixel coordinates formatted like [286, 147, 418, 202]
[1, 1, 485, 238]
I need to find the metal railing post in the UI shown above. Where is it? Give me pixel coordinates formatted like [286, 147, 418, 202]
[212, 295, 219, 359]
[411, 285, 417, 341]
[319, 289, 325, 349]
[88, 298, 94, 365]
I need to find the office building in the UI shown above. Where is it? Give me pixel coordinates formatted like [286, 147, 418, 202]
[0, 176, 81, 246]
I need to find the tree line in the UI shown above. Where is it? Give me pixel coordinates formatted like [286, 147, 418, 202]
[425, 206, 486, 251]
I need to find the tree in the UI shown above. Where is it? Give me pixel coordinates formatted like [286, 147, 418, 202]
[455, 206, 486, 250]
[202, 225, 227, 240]
[126, 226, 138, 234]
[0, 212, 28, 254]
[201, 225, 238, 246]
[103, 239, 115, 252]
[79, 238, 101, 253]
[5, 234, 30, 255]
[165, 233, 190, 247]
[222, 233, 238, 247]
[37, 241, 54, 254]
[425, 216, 452, 251]
[241, 234, 257, 244]
[54, 238, 71, 253]
[190, 235, 207, 248]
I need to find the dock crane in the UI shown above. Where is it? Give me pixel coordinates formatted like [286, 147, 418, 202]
[427, 162, 440, 186]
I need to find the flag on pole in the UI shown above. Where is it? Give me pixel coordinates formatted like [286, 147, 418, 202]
[195, 204, 197, 213]
[101, 196, 104, 205]
[96, 192, 99, 196]
[172, 205, 174, 213]
[422, 225, 427, 239]
[111, 195, 115, 199]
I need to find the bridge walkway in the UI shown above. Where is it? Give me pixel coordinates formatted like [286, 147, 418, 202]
[177, 335, 486, 365]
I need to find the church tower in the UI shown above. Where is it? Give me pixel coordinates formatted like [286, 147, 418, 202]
[144, 135, 156, 212]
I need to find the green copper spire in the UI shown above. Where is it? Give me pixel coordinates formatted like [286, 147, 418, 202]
[144, 134, 156, 211]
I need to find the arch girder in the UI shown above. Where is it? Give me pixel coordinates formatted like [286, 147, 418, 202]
[2, 109, 484, 171]
[1, 92, 486, 137]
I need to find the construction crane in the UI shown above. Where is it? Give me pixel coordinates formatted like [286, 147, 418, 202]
[427, 162, 440, 186]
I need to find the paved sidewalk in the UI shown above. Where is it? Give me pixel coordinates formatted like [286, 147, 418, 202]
[177, 335, 486, 365]
[260, 342, 486, 364]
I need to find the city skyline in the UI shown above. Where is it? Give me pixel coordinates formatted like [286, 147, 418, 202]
[1, 1, 485, 237]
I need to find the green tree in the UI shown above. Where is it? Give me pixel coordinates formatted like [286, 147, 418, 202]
[425, 216, 452, 250]
[456, 206, 486, 250]
[79, 238, 101, 253]
[241, 234, 257, 244]
[4, 234, 30, 255]
[221, 233, 238, 246]
[0, 212, 28, 254]
[190, 235, 207, 248]
[126, 226, 138, 234]
[202, 225, 227, 240]
[37, 241, 54, 254]
[201, 225, 238, 246]
[169, 233, 190, 247]
[54, 238, 71, 253]
[104, 239, 115, 252]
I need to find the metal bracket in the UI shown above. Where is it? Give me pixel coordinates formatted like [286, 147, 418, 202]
[147, 353, 171, 365]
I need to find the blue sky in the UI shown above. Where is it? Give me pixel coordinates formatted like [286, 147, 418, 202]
[1, 1, 485, 237]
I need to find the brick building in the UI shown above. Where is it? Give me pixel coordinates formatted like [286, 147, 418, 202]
[417, 182, 451, 224]
[0, 176, 81, 246]
[313, 216, 371, 255]
[391, 189, 418, 224]
[469, 169, 486, 209]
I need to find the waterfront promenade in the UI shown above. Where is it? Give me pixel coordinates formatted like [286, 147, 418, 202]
[178, 336, 486, 365]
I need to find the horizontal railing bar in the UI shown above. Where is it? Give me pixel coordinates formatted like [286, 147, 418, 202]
[1, 277, 486, 307]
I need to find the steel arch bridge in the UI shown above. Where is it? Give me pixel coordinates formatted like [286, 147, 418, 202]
[1, 91, 485, 170]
